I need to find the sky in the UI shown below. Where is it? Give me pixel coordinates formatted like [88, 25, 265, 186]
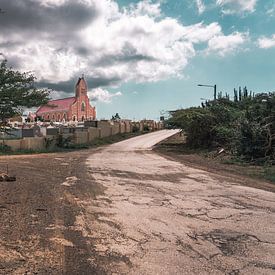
[0, 0, 275, 120]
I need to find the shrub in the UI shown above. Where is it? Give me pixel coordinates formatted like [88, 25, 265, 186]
[143, 124, 149, 132]
[0, 143, 12, 153]
[167, 91, 275, 163]
[132, 125, 139, 133]
[56, 134, 72, 148]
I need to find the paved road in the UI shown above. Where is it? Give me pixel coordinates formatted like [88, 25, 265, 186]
[82, 130, 275, 274]
[0, 130, 273, 274]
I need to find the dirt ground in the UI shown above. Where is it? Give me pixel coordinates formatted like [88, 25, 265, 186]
[0, 130, 274, 274]
[0, 149, 107, 274]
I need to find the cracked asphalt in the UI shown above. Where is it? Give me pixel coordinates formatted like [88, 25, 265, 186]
[82, 130, 275, 274]
[0, 130, 274, 274]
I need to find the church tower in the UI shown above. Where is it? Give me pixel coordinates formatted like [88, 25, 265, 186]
[74, 76, 96, 121]
[75, 75, 88, 97]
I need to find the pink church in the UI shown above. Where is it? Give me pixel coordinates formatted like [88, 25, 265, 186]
[36, 77, 96, 122]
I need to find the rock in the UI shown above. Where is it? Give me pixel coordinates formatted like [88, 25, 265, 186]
[0, 173, 16, 182]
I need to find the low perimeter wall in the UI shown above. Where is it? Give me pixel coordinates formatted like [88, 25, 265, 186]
[1, 120, 164, 151]
[0, 137, 45, 151]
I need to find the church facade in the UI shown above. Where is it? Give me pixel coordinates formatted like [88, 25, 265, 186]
[36, 77, 96, 122]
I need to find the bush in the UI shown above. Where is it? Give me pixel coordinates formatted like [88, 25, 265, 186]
[167, 107, 217, 148]
[167, 91, 275, 163]
[132, 125, 139, 133]
[0, 143, 12, 153]
[143, 124, 149, 132]
[56, 134, 72, 148]
[233, 119, 270, 162]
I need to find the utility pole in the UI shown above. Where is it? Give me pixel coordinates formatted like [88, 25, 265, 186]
[198, 84, 217, 101]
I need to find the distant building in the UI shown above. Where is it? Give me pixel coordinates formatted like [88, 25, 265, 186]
[36, 77, 96, 122]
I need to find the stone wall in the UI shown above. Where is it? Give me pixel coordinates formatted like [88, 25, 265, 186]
[0, 137, 45, 151]
[1, 120, 164, 151]
[88, 127, 100, 142]
[73, 131, 89, 144]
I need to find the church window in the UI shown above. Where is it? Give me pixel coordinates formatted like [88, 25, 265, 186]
[81, 102, 85, 112]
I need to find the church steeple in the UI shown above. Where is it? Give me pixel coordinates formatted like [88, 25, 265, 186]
[75, 76, 88, 97]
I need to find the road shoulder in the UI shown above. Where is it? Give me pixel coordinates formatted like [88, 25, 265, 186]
[154, 145, 275, 193]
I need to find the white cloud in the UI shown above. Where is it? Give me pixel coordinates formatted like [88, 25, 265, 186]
[207, 32, 248, 56]
[128, 0, 161, 18]
[216, 0, 257, 14]
[258, 35, 275, 49]
[195, 0, 206, 14]
[0, 0, 249, 88]
[88, 88, 122, 103]
[182, 22, 222, 43]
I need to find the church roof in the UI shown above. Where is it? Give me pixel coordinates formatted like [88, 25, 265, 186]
[36, 97, 76, 115]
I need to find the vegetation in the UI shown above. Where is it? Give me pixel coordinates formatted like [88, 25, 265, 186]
[111, 113, 121, 121]
[56, 134, 73, 148]
[0, 59, 50, 132]
[0, 143, 11, 153]
[167, 88, 275, 165]
[143, 124, 150, 132]
[132, 125, 140, 132]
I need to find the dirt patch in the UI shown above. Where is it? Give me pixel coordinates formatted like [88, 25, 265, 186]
[0, 148, 105, 274]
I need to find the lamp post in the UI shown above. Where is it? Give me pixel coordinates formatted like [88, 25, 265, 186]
[198, 84, 217, 101]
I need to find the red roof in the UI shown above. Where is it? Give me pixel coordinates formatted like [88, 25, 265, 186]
[36, 97, 76, 115]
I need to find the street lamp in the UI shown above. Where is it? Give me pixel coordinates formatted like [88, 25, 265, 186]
[198, 84, 217, 101]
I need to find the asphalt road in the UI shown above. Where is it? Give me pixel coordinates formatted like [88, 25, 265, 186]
[0, 130, 274, 274]
[82, 129, 275, 274]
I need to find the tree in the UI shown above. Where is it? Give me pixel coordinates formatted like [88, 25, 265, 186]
[111, 113, 121, 121]
[0, 60, 50, 132]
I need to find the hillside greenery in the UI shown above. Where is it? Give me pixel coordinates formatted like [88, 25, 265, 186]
[167, 88, 275, 164]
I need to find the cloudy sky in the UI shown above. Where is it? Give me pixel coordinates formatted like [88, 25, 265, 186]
[1, 0, 275, 119]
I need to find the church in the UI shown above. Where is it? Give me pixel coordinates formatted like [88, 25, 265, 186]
[36, 76, 96, 122]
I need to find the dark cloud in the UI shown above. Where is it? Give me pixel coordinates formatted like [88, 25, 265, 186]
[37, 75, 122, 94]
[95, 53, 156, 67]
[87, 75, 122, 89]
[75, 46, 91, 56]
[0, 0, 98, 35]
[5, 56, 22, 68]
[94, 42, 156, 67]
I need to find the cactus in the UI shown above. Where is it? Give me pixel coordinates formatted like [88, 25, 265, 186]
[234, 88, 238, 102]
[239, 87, 242, 101]
[243, 86, 248, 98]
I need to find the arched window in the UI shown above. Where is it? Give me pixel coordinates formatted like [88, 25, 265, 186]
[47, 114, 50, 121]
[73, 116, 76, 121]
[52, 114, 55, 121]
[81, 102, 85, 112]
[63, 113, 66, 120]
[82, 116, 85, 121]
[57, 114, 61, 121]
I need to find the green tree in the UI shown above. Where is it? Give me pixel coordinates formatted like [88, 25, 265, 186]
[0, 60, 50, 132]
[111, 113, 121, 121]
